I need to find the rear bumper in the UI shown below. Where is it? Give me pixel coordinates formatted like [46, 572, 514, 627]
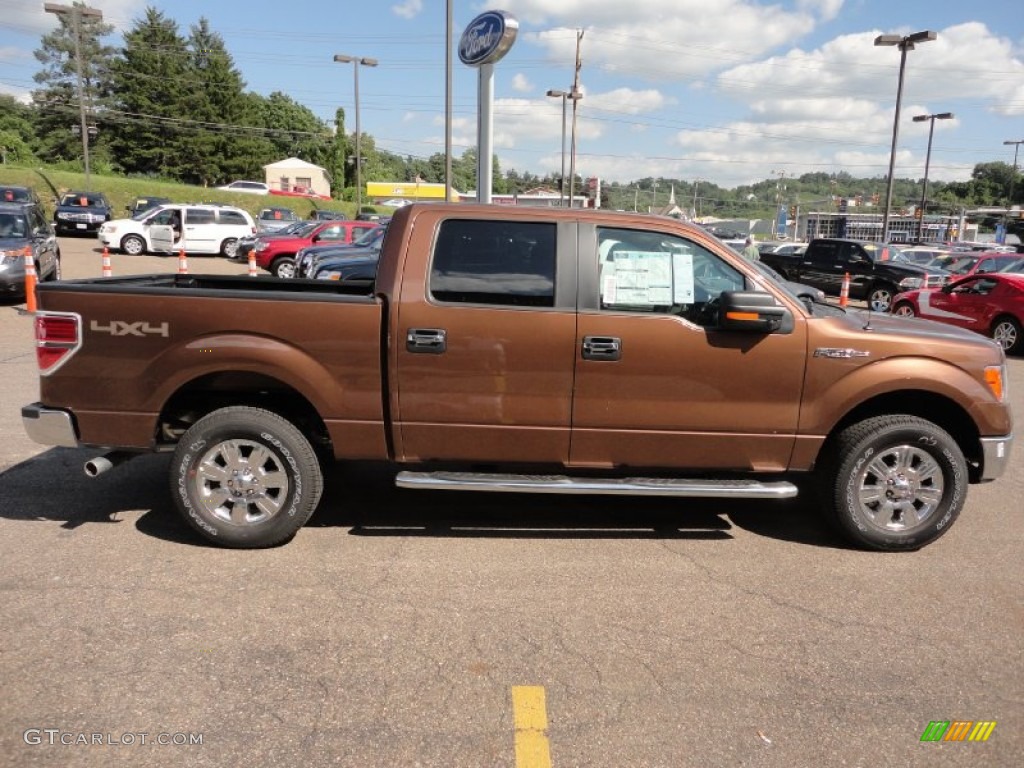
[979, 434, 1013, 482]
[22, 403, 79, 448]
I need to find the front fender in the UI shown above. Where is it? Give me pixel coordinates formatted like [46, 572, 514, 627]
[799, 355, 1010, 438]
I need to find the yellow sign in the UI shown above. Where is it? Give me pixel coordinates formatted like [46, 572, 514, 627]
[366, 182, 456, 201]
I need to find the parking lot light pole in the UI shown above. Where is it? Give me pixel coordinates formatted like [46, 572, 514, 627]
[1005, 140, 1023, 207]
[912, 112, 953, 241]
[546, 90, 568, 206]
[44, 3, 103, 188]
[874, 30, 936, 243]
[333, 54, 378, 213]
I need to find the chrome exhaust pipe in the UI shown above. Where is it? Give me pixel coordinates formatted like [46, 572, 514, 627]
[84, 451, 134, 477]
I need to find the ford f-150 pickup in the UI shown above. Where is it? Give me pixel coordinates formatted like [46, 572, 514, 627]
[22, 204, 1014, 550]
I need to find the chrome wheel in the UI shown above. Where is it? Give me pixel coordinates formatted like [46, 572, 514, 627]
[121, 235, 145, 255]
[892, 303, 915, 318]
[868, 286, 894, 313]
[273, 258, 296, 278]
[992, 318, 1020, 353]
[221, 238, 238, 258]
[194, 438, 290, 526]
[853, 444, 944, 533]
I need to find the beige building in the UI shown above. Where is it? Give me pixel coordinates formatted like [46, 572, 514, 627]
[263, 158, 331, 198]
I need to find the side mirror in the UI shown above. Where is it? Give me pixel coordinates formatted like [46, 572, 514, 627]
[718, 291, 792, 334]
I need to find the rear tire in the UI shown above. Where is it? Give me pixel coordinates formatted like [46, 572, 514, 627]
[991, 315, 1022, 354]
[171, 406, 323, 548]
[822, 415, 966, 551]
[220, 238, 239, 259]
[867, 284, 896, 313]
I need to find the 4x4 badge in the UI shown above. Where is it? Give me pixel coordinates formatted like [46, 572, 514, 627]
[90, 320, 169, 337]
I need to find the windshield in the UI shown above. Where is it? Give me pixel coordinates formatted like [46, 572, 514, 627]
[995, 257, 1024, 273]
[0, 212, 29, 238]
[60, 193, 104, 207]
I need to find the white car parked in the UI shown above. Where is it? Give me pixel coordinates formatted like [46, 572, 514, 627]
[216, 180, 270, 195]
[98, 204, 256, 258]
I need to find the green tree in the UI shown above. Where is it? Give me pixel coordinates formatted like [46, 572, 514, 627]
[31, 3, 115, 168]
[181, 17, 248, 186]
[325, 107, 348, 198]
[0, 95, 38, 164]
[107, 7, 192, 178]
[257, 91, 331, 168]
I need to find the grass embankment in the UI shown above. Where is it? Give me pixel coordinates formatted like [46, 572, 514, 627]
[0, 166, 359, 220]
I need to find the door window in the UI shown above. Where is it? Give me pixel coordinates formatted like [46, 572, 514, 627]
[597, 227, 744, 326]
[429, 219, 557, 307]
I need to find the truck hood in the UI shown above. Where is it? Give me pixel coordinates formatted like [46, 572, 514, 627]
[841, 307, 999, 349]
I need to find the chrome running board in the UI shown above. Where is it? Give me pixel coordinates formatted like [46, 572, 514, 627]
[395, 472, 798, 499]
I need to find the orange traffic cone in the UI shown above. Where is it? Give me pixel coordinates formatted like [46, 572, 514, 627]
[839, 272, 850, 308]
[23, 246, 38, 313]
[248, 251, 258, 277]
[177, 247, 188, 275]
[102, 246, 112, 277]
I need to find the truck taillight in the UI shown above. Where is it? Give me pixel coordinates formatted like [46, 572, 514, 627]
[35, 311, 82, 375]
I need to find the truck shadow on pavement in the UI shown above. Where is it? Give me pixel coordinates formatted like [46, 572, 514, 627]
[0, 449, 848, 549]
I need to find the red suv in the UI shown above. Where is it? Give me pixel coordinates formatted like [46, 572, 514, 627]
[254, 220, 378, 277]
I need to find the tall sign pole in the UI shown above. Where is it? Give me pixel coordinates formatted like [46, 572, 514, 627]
[459, 11, 518, 203]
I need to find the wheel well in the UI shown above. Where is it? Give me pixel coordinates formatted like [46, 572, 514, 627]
[156, 371, 333, 455]
[823, 390, 983, 481]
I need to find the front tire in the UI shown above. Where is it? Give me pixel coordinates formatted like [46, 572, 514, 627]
[271, 257, 296, 278]
[121, 234, 146, 256]
[892, 301, 916, 317]
[171, 406, 324, 548]
[823, 415, 967, 551]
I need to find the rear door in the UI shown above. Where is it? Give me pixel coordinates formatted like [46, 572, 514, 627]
[182, 207, 218, 253]
[394, 215, 578, 464]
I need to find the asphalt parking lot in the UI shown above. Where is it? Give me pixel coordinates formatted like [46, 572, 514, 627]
[1, 236, 1021, 767]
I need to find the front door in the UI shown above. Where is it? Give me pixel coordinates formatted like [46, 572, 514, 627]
[394, 216, 578, 464]
[570, 224, 807, 471]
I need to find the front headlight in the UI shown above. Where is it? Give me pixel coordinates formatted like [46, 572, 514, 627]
[899, 276, 924, 289]
[255, 241, 268, 252]
[316, 271, 342, 281]
[1, 249, 23, 265]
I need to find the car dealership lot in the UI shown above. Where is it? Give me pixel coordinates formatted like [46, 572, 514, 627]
[0, 236, 1021, 767]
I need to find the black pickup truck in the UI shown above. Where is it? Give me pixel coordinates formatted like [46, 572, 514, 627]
[759, 238, 946, 312]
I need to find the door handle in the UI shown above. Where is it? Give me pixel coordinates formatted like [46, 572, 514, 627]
[582, 336, 621, 361]
[406, 328, 447, 354]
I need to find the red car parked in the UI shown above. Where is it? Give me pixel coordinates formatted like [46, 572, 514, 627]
[935, 251, 1022, 279]
[254, 220, 378, 277]
[892, 272, 1024, 354]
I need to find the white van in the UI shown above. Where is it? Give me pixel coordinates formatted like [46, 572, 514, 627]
[98, 204, 256, 258]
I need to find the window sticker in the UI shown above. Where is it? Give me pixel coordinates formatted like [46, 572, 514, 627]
[672, 252, 694, 304]
[606, 250, 672, 305]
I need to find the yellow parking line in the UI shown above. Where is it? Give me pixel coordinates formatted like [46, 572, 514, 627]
[512, 686, 552, 768]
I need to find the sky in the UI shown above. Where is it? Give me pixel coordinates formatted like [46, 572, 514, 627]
[1, 0, 1022, 191]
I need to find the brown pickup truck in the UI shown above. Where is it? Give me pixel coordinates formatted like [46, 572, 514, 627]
[22, 204, 1013, 550]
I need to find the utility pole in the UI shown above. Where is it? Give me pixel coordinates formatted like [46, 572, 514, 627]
[567, 29, 584, 208]
[44, 3, 102, 188]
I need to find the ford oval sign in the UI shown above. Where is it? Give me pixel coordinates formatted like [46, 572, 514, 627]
[459, 10, 518, 67]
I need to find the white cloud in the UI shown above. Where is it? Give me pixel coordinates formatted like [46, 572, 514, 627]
[511, 73, 532, 93]
[392, 0, 423, 20]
